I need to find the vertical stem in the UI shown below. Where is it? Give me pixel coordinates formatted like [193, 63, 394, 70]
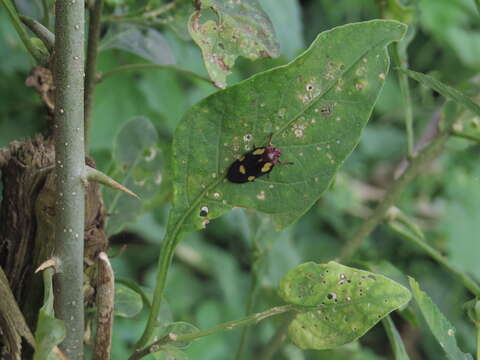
[84, 0, 104, 152]
[392, 43, 414, 157]
[53, 0, 86, 357]
[135, 228, 177, 348]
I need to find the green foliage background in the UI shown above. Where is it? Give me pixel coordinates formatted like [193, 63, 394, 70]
[1, 0, 480, 359]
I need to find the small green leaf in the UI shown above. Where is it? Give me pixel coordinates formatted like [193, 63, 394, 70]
[105, 116, 163, 235]
[30, 37, 49, 60]
[188, 0, 280, 88]
[162, 321, 199, 348]
[408, 277, 473, 360]
[278, 262, 411, 350]
[170, 20, 407, 242]
[100, 24, 175, 65]
[34, 270, 66, 360]
[382, 316, 410, 360]
[114, 283, 143, 318]
[400, 69, 480, 118]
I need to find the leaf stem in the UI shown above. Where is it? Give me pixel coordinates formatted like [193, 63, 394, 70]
[98, 64, 213, 85]
[135, 178, 223, 349]
[53, 0, 86, 356]
[392, 44, 414, 157]
[388, 221, 480, 297]
[19, 15, 55, 53]
[339, 130, 450, 261]
[84, 0, 104, 153]
[452, 130, 480, 143]
[0, 0, 44, 63]
[130, 305, 295, 360]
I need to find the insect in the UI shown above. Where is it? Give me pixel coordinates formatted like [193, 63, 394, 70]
[226, 142, 292, 183]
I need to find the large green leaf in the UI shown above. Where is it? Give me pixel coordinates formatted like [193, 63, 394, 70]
[188, 0, 280, 88]
[278, 262, 411, 350]
[169, 20, 406, 241]
[408, 277, 473, 360]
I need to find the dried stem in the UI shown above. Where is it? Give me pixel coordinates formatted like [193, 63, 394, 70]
[93, 252, 115, 360]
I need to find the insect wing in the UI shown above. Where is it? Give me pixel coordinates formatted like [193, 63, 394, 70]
[227, 148, 278, 183]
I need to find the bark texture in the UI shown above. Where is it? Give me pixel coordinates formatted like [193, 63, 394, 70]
[0, 135, 108, 357]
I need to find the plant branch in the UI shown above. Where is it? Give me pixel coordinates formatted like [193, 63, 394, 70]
[392, 44, 414, 157]
[1, 0, 44, 63]
[130, 305, 295, 360]
[53, 0, 86, 356]
[84, 0, 104, 152]
[388, 221, 480, 297]
[20, 15, 55, 53]
[135, 178, 224, 349]
[134, 226, 177, 348]
[339, 130, 450, 261]
[452, 130, 480, 143]
[98, 64, 213, 85]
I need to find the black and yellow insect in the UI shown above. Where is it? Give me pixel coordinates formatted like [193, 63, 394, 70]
[227, 145, 291, 183]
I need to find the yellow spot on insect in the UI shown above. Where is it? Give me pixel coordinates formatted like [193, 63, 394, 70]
[248, 176, 256, 181]
[239, 165, 246, 174]
[261, 162, 273, 172]
[253, 148, 265, 155]
[239, 156, 245, 161]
